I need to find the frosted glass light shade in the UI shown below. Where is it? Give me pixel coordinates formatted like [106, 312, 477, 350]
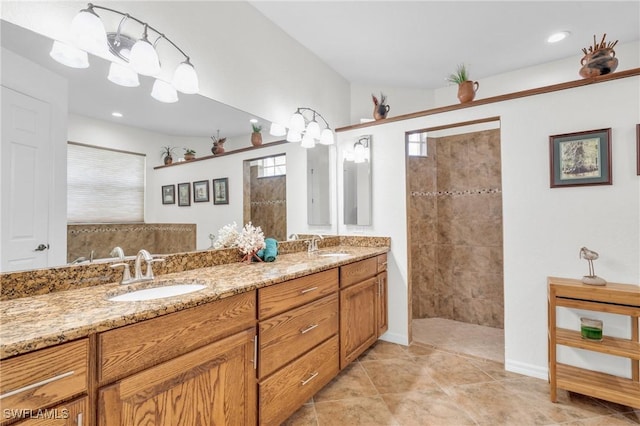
[50, 40, 89, 68]
[269, 122, 287, 137]
[70, 7, 108, 55]
[301, 132, 316, 149]
[289, 112, 305, 133]
[319, 128, 334, 145]
[130, 38, 161, 76]
[108, 62, 140, 87]
[286, 129, 302, 143]
[151, 79, 178, 103]
[305, 121, 321, 140]
[172, 61, 199, 94]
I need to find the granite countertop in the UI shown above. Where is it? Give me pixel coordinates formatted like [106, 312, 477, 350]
[0, 246, 388, 359]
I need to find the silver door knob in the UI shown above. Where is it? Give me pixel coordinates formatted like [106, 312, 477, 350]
[34, 244, 50, 252]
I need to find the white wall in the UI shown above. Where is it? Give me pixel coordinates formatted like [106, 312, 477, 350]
[1, 1, 352, 130]
[338, 72, 640, 378]
[1, 47, 69, 267]
[350, 83, 434, 124]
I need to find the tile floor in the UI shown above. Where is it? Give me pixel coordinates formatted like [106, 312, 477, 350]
[282, 319, 640, 426]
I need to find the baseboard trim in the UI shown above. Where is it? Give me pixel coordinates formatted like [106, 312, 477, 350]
[505, 358, 548, 380]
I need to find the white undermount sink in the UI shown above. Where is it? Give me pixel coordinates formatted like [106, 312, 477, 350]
[108, 284, 207, 302]
[318, 252, 351, 258]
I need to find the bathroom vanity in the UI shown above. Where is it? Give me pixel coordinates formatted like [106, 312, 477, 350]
[0, 244, 389, 425]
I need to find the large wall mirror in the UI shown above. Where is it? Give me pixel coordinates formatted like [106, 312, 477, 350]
[343, 135, 372, 225]
[1, 19, 333, 272]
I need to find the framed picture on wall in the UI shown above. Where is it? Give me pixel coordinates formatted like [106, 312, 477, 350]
[161, 184, 175, 205]
[549, 128, 612, 188]
[193, 180, 210, 202]
[178, 182, 191, 206]
[636, 124, 640, 176]
[213, 178, 229, 205]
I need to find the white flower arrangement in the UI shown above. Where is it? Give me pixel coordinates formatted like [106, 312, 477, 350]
[213, 221, 239, 249]
[236, 222, 266, 256]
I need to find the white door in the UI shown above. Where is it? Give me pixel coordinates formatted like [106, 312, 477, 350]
[1, 86, 51, 272]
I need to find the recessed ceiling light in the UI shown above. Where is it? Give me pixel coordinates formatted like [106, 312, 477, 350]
[112, 112, 123, 117]
[249, 118, 258, 123]
[547, 31, 570, 44]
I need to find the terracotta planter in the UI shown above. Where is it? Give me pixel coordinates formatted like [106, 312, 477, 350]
[373, 104, 390, 120]
[251, 132, 263, 147]
[457, 80, 479, 103]
[211, 141, 225, 155]
[184, 153, 195, 161]
[163, 155, 173, 165]
[579, 47, 618, 78]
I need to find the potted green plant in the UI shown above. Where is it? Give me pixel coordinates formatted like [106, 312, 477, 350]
[251, 123, 263, 147]
[446, 64, 479, 103]
[184, 148, 196, 161]
[160, 146, 176, 165]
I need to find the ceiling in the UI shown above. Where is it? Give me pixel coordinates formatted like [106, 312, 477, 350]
[250, 1, 640, 89]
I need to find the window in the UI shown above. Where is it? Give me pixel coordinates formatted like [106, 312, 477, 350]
[407, 132, 428, 157]
[251, 154, 286, 177]
[67, 142, 145, 223]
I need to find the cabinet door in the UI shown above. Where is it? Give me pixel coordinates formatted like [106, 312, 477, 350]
[98, 328, 256, 426]
[340, 277, 378, 369]
[12, 396, 88, 426]
[377, 271, 388, 336]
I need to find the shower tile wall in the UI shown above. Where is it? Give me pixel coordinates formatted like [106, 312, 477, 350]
[249, 166, 287, 241]
[409, 129, 503, 328]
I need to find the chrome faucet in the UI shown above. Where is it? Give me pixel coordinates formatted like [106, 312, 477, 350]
[110, 246, 125, 260]
[307, 235, 324, 253]
[111, 249, 164, 285]
[289, 233, 300, 240]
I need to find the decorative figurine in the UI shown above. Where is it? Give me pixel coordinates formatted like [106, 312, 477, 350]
[371, 93, 390, 120]
[579, 246, 607, 286]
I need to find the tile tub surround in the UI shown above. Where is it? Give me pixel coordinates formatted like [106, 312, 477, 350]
[1, 235, 389, 301]
[0, 243, 388, 359]
[67, 223, 196, 263]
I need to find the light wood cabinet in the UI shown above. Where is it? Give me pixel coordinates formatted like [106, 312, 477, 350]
[98, 328, 256, 426]
[97, 290, 257, 425]
[0, 339, 88, 426]
[548, 277, 640, 409]
[257, 269, 340, 425]
[339, 255, 389, 369]
[11, 397, 88, 426]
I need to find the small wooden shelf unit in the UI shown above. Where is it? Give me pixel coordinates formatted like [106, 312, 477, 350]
[547, 277, 640, 408]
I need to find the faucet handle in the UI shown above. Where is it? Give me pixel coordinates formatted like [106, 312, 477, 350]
[144, 257, 165, 279]
[111, 262, 132, 284]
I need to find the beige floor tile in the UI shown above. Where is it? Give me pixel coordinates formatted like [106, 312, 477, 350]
[314, 396, 399, 426]
[412, 349, 495, 387]
[360, 357, 440, 394]
[313, 362, 378, 402]
[358, 340, 411, 361]
[281, 403, 318, 426]
[559, 413, 640, 425]
[382, 389, 477, 426]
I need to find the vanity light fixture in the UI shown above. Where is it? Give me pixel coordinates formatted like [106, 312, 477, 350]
[281, 107, 335, 147]
[50, 3, 199, 103]
[346, 135, 371, 164]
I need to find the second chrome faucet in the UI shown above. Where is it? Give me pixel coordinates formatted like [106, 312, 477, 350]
[111, 248, 164, 285]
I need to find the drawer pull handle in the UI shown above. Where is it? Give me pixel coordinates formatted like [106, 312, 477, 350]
[300, 371, 319, 386]
[0, 371, 74, 400]
[300, 324, 319, 334]
[300, 286, 318, 294]
[379, 262, 388, 266]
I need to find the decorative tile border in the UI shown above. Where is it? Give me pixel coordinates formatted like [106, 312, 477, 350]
[411, 188, 501, 197]
[68, 224, 194, 234]
[250, 199, 286, 206]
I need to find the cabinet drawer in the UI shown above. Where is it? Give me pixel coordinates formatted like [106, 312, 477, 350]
[98, 290, 256, 384]
[0, 339, 88, 417]
[258, 269, 338, 319]
[377, 253, 388, 273]
[11, 396, 88, 426]
[259, 293, 338, 378]
[259, 335, 339, 426]
[340, 257, 378, 288]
